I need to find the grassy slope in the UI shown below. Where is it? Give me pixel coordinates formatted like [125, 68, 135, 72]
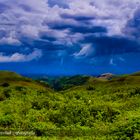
[1, 72, 140, 139]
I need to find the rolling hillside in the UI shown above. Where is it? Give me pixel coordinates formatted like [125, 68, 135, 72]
[0, 71, 140, 139]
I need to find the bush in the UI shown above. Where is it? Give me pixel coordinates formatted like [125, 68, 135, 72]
[86, 86, 95, 91]
[1, 83, 10, 87]
[3, 89, 11, 98]
[15, 86, 26, 91]
[0, 114, 14, 127]
[0, 93, 5, 101]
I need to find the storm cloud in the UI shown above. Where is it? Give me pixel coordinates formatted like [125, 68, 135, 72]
[0, 0, 139, 74]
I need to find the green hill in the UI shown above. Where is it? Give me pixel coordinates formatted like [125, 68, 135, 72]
[0, 71, 50, 90]
[1, 71, 140, 139]
[49, 75, 90, 91]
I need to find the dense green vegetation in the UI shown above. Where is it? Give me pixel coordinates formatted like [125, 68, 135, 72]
[1, 71, 140, 139]
[49, 75, 90, 91]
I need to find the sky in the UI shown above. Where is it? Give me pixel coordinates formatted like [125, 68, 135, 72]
[0, 0, 140, 75]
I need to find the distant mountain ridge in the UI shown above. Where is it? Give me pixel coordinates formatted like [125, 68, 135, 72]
[34, 71, 140, 91]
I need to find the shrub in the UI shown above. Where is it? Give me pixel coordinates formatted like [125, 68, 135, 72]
[0, 114, 14, 127]
[86, 86, 95, 91]
[0, 93, 6, 101]
[1, 83, 10, 87]
[3, 89, 11, 98]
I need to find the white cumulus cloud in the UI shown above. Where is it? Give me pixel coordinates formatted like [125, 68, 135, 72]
[0, 48, 42, 62]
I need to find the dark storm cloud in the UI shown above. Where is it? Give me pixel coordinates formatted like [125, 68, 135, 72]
[0, 3, 10, 13]
[123, 8, 140, 39]
[83, 36, 140, 57]
[49, 22, 107, 34]
[61, 13, 95, 21]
